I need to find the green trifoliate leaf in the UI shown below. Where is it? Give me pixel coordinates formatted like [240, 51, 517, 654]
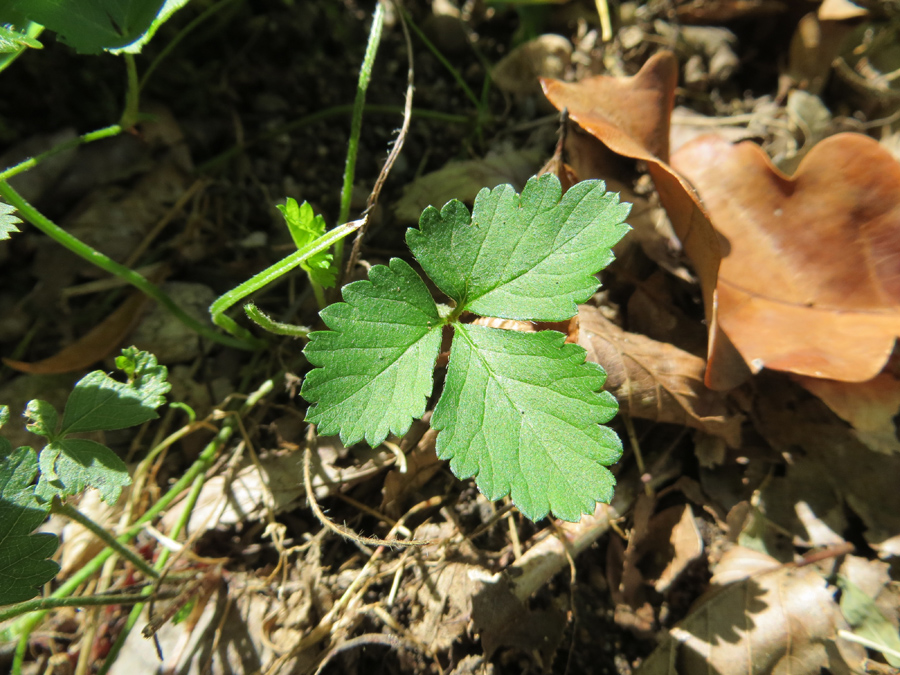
[278, 198, 337, 288]
[302, 258, 443, 447]
[407, 174, 631, 322]
[0, 201, 21, 240]
[60, 348, 170, 435]
[0, 447, 59, 605]
[433, 324, 621, 522]
[36, 439, 130, 504]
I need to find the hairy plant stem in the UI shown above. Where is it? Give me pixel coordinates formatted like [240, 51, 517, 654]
[0, 125, 123, 182]
[244, 303, 311, 338]
[209, 218, 364, 339]
[50, 498, 160, 581]
[0, 181, 262, 351]
[334, 1, 385, 271]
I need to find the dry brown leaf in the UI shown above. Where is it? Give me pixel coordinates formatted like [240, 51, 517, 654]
[818, 0, 868, 20]
[541, 51, 721, 332]
[492, 34, 572, 96]
[579, 305, 742, 446]
[636, 551, 859, 675]
[3, 291, 150, 374]
[754, 374, 900, 556]
[648, 504, 704, 593]
[784, 12, 857, 95]
[672, 133, 900, 383]
[794, 372, 900, 455]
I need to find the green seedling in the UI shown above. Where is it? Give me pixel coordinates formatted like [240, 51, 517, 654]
[0, 347, 171, 606]
[301, 174, 631, 521]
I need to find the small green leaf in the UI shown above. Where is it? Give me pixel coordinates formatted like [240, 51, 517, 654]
[277, 198, 338, 288]
[0, 405, 9, 428]
[0, 201, 21, 240]
[61, 348, 170, 435]
[0, 23, 41, 51]
[0, 447, 60, 605]
[37, 439, 130, 505]
[407, 174, 631, 321]
[24, 400, 59, 440]
[433, 324, 621, 521]
[302, 258, 443, 446]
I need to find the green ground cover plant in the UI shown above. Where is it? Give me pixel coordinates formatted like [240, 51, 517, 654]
[0, 348, 170, 606]
[301, 174, 631, 521]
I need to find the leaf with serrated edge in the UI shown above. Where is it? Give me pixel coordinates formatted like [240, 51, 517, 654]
[37, 439, 130, 504]
[302, 258, 443, 446]
[61, 350, 170, 435]
[433, 324, 621, 521]
[0, 447, 60, 605]
[408, 174, 630, 322]
[0, 201, 21, 240]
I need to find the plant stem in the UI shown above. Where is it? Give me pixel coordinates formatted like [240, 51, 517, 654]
[244, 303, 310, 338]
[96, 459, 209, 675]
[334, 1, 385, 270]
[5, 423, 235, 661]
[120, 54, 141, 130]
[50, 498, 159, 581]
[0, 125, 123, 182]
[0, 591, 179, 622]
[0, 22, 44, 76]
[209, 218, 364, 339]
[0, 181, 262, 351]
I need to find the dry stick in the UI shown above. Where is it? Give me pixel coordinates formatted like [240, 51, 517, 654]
[343, 0, 416, 281]
[302, 427, 428, 548]
[268, 496, 433, 673]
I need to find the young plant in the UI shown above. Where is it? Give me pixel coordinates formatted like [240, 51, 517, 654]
[0, 347, 171, 606]
[301, 174, 631, 521]
[277, 198, 338, 308]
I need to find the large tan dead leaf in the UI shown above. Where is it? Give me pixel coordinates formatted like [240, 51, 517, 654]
[579, 305, 742, 446]
[636, 550, 858, 675]
[541, 51, 721, 327]
[672, 133, 900, 383]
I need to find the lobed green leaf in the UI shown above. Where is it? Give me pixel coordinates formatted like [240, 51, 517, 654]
[302, 258, 443, 447]
[36, 439, 130, 505]
[408, 174, 631, 321]
[433, 324, 621, 521]
[0, 447, 60, 605]
[61, 349, 170, 435]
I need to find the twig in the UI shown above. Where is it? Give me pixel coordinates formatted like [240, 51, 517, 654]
[303, 426, 427, 548]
